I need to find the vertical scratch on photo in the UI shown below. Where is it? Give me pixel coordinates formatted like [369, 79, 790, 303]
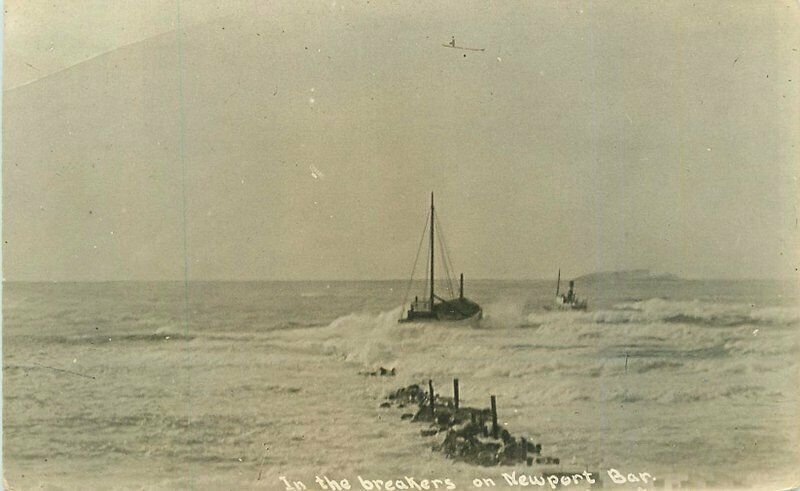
[257, 444, 270, 480]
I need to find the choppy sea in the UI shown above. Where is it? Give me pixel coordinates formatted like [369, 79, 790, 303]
[3, 279, 798, 490]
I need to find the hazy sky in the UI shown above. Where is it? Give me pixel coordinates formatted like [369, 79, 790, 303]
[3, 1, 799, 281]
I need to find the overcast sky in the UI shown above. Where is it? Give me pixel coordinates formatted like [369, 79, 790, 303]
[3, 1, 799, 281]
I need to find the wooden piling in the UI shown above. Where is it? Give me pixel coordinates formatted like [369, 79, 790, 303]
[429, 379, 435, 417]
[453, 378, 460, 410]
[490, 395, 498, 438]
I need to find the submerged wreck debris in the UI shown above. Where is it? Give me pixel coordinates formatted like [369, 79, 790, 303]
[383, 380, 569, 469]
[360, 367, 397, 377]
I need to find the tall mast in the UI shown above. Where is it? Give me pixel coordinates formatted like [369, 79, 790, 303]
[430, 192, 435, 309]
[556, 268, 561, 296]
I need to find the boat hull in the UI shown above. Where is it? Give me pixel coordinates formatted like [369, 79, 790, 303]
[399, 297, 482, 323]
[554, 297, 588, 311]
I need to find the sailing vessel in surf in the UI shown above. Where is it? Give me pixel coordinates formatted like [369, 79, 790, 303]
[399, 193, 482, 323]
[554, 268, 588, 311]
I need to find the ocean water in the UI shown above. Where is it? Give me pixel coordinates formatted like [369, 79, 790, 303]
[3, 279, 799, 490]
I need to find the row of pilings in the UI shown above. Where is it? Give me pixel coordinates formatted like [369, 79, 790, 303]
[382, 378, 561, 467]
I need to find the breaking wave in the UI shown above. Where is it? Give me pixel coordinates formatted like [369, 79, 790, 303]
[589, 298, 800, 327]
[518, 298, 800, 329]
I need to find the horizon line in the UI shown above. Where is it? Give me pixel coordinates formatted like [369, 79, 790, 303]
[2, 276, 796, 284]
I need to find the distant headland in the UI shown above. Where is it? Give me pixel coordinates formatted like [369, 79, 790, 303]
[574, 269, 681, 282]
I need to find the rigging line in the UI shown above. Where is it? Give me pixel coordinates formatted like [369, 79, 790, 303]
[436, 209, 454, 298]
[433, 210, 447, 297]
[401, 210, 430, 318]
[444, 230, 458, 296]
[439, 235, 454, 299]
[435, 210, 457, 298]
[443, 225, 458, 290]
[434, 210, 456, 298]
[424, 222, 430, 307]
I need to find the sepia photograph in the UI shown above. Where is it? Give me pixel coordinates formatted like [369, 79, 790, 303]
[2, 1, 799, 489]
